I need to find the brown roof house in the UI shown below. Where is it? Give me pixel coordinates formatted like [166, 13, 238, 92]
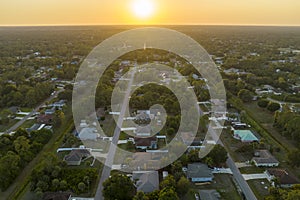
[252, 150, 279, 167]
[37, 114, 53, 124]
[132, 171, 159, 193]
[42, 192, 71, 200]
[265, 169, 299, 188]
[134, 136, 157, 150]
[63, 149, 91, 166]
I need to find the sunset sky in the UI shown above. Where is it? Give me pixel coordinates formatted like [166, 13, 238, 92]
[0, 0, 299, 26]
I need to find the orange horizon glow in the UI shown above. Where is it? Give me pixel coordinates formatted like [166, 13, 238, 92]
[0, 0, 299, 26]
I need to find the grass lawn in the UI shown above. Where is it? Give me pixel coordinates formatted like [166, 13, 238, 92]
[19, 119, 35, 129]
[244, 102, 274, 124]
[0, 119, 18, 132]
[119, 131, 130, 140]
[239, 166, 265, 174]
[243, 101, 297, 152]
[247, 179, 270, 200]
[101, 114, 116, 137]
[20, 108, 33, 112]
[183, 174, 242, 200]
[220, 128, 244, 162]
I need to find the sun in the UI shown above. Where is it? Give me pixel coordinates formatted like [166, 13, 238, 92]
[131, 0, 155, 19]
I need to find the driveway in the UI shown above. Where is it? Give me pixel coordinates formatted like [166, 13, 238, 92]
[242, 173, 268, 180]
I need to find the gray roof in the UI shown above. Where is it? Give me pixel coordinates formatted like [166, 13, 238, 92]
[64, 149, 91, 163]
[187, 163, 213, 179]
[133, 171, 159, 193]
[252, 150, 279, 164]
[79, 127, 98, 140]
[199, 190, 221, 200]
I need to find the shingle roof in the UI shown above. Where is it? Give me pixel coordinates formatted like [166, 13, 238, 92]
[64, 149, 91, 162]
[187, 163, 213, 179]
[133, 171, 159, 193]
[252, 150, 279, 164]
[43, 192, 71, 200]
[130, 153, 161, 170]
[267, 169, 299, 185]
[134, 136, 156, 147]
[79, 127, 98, 140]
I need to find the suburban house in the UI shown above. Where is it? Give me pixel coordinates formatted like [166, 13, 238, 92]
[180, 132, 202, 146]
[134, 136, 157, 150]
[37, 114, 53, 124]
[78, 127, 99, 140]
[130, 152, 161, 170]
[187, 163, 213, 183]
[8, 106, 20, 114]
[51, 100, 66, 109]
[136, 110, 151, 121]
[132, 171, 159, 193]
[45, 107, 56, 115]
[134, 126, 151, 136]
[43, 192, 71, 200]
[63, 149, 91, 166]
[233, 130, 259, 143]
[265, 169, 299, 188]
[252, 150, 279, 167]
[26, 123, 43, 132]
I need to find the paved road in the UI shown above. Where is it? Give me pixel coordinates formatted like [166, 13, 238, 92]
[209, 123, 257, 200]
[4, 89, 63, 134]
[243, 173, 268, 181]
[226, 156, 257, 200]
[95, 68, 135, 200]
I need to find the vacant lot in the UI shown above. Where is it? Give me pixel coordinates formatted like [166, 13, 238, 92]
[247, 179, 270, 200]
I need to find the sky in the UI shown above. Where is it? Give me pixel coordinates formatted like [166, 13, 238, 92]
[0, 0, 299, 26]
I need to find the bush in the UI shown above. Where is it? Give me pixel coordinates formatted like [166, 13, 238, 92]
[238, 89, 252, 102]
[257, 99, 269, 108]
[267, 102, 280, 112]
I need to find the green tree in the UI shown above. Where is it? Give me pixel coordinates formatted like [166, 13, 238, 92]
[286, 190, 300, 200]
[257, 99, 269, 108]
[13, 136, 32, 163]
[158, 188, 179, 200]
[133, 191, 150, 200]
[59, 180, 68, 190]
[188, 149, 200, 162]
[78, 182, 86, 192]
[207, 144, 228, 166]
[51, 179, 60, 191]
[103, 174, 136, 200]
[288, 150, 300, 167]
[160, 175, 176, 190]
[176, 176, 190, 197]
[267, 102, 281, 112]
[0, 151, 21, 190]
[238, 89, 252, 102]
[53, 110, 65, 128]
